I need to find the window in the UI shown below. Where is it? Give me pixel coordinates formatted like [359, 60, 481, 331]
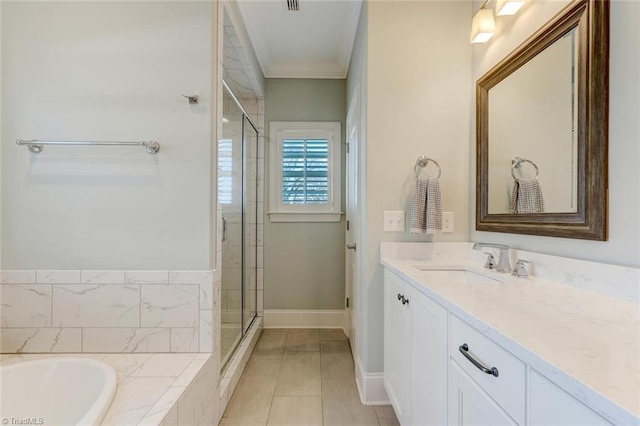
[269, 122, 342, 222]
[217, 138, 233, 205]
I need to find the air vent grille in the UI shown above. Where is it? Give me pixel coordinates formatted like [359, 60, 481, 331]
[287, 0, 300, 11]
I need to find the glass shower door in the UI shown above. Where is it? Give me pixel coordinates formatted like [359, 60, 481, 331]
[243, 116, 258, 333]
[220, 86, 244, 367]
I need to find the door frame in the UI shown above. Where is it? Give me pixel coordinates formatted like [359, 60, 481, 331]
[345, 82, 361, 361]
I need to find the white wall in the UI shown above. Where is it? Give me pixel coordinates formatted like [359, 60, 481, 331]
[471, 0, 640, 267]
[263, 78, 346, 310]
[358, 0, 472, 373]
[1, 2, 215, 270]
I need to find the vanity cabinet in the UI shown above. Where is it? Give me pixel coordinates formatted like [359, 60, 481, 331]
[384, 270, 448, 426]
[384, 269, 410, 422]
[383, 267, 617, 426]
[529, 370, 611, 425]
[449, 360, 516, 425]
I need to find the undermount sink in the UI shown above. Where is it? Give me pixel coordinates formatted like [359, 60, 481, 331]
[413, 266, 502, 284]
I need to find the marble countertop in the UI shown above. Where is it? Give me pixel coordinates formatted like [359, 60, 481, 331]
[0, 352, 211, 425]
[381, 256, 640, 425]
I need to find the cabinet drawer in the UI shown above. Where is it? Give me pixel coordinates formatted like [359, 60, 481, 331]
[450, 314, 525, 424]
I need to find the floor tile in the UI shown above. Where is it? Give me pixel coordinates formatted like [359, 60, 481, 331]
[267, 396, 323, 426]
[376, 416, 401, 426]
[321, 341, 355, 379]
[374, 406, 397, 419]
[224, 373, 277, 420]
[285, 329, 320, 352]
[219, 417, 268, 426]
[322, 379, 379, 426]
[275, 351, 321, 396]
[319, 329, 348, 342]
[254, 330, 288, 355]
[243, 353, 283, 379]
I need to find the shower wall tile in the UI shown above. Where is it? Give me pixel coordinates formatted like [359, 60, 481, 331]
[0, 270, 36, 284]
[82, 328, 170, 353]
[126, 270, 169, 284]
[171, 328, 199, 353]
[0, 269, 215, 353]
[81, 270, 125, 284]
[36, 270, 81, 284]
[141, 285, 199, 328]
[53, 284, 140, 327]
[0, 285, 52, 327]
[169, 270, 212, 285]
[1, 328, 81, 353]
[199, 310, 214, 352]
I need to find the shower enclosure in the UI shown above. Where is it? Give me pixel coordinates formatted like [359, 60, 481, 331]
[219, 82, 258, 369]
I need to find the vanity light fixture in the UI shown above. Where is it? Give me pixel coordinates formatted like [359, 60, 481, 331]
[495, 0, 525, 16]
[471, 7, 497, 43]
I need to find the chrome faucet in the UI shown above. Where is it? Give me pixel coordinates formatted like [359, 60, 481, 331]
[472, 243, 511, 273]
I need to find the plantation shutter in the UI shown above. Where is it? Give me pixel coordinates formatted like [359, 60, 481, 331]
[282, 138, 329, 204]
[218, 139, 233, 204]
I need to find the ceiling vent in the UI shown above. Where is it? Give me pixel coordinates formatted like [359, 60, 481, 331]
[286, 0, 300, 11]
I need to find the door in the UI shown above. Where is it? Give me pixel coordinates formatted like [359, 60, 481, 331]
[449, 361, 516, 426]
[384, 270, 410, 424]
[410, 287, 448, 426]
[345, 83, 360, 359]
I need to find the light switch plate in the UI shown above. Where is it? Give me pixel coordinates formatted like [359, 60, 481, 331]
[442, 212, 454, 233]
[384, 211, 405, 232]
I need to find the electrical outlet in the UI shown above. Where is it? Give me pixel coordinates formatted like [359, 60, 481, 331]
[384, 211, 405, 232]
[442, 212, 454, 233]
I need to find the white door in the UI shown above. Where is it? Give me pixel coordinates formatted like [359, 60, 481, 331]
[384, 270, 410, 424]
[449, 361, 516, 426]
[345, 84, 360, 359]
[410, 286, 448, 426]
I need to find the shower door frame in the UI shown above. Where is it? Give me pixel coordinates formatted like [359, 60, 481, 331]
[221, 81, 258, 370]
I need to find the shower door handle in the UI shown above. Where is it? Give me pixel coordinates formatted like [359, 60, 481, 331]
[222, 216, 228, 243]
[346, 243, 357, 251]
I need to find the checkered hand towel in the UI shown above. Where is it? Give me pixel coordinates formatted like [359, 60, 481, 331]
[509, 179, 545, 214]
[410, 177, 442, 234]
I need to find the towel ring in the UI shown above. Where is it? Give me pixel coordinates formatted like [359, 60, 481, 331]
[511, 156, 539, 181]
[415, 156, 441, 179]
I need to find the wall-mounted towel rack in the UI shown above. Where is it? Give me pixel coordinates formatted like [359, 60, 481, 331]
[511, 156, 539, 181]
[16, 139, 160, 155]
[414, 155, 441, 179]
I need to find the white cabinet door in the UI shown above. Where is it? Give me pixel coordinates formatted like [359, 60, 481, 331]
[409, 286, 448, 426]
[529, 370, 611, 425]
[384, 270, 410, 424]
[449, 361, 517, 426]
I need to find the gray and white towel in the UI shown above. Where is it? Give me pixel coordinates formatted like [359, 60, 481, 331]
[410, 177, 442, 234]
[509, 179, 545, 214]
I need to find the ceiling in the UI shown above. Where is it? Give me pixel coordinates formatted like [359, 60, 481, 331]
[236, 0, 363, 79]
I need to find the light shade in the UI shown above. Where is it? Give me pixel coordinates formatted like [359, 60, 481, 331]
[496, 0, 525, 16]
[471, 8, 496, 43]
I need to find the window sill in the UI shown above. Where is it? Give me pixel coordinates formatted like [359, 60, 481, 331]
[268, 212, 344, 223]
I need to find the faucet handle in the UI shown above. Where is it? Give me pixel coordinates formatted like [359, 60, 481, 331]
[483, 252, 498, 270]
[512, 259, 531, 278]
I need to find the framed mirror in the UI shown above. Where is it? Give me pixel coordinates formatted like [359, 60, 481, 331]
[476, 0, 609, 240]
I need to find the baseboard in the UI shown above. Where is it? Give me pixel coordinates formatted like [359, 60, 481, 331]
[263, 309, 345, 329]
[355, 355, 390, 406]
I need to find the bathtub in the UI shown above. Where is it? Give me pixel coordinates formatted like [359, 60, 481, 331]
[0, 357, 117, 426]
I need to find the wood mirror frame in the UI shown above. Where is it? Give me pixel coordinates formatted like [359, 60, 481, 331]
[476, 0, 609, 240]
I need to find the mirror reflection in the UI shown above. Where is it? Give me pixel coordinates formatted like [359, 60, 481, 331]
[487, 27, 578, 214]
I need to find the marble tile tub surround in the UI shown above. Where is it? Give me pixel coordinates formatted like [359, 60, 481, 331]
[0, 351, 220, 426]
[380, 242, 640, 423]
[380, 242, 640, 303]
[0, 269, 221, 353]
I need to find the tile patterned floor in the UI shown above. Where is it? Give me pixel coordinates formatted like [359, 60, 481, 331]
[220, 329, 400, 426]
